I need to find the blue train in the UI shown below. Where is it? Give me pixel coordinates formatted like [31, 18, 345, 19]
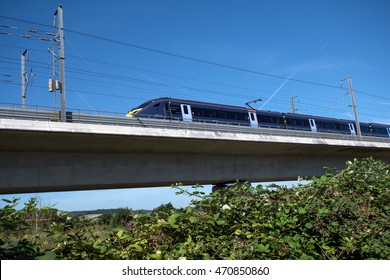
[126, 97, 390, 138]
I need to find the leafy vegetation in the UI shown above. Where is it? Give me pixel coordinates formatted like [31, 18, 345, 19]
[1, 158, 389, 259]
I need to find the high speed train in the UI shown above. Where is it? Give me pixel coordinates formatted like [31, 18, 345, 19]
[126, 97, 390, 138]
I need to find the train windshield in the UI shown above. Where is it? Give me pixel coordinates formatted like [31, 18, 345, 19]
[135, 100, 154, 109]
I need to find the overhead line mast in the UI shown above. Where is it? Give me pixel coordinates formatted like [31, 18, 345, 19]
[20, 49, 27, 108]
[20, 49, 36, 108]
[290, 96, 299, 113]
[340, 77, 361, 139]
[54, 5, 66, 122]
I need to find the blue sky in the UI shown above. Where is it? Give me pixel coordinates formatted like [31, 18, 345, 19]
[1, 0, 389, 211]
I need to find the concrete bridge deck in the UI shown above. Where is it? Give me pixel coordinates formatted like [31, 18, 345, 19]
[1, 117, 389, 194]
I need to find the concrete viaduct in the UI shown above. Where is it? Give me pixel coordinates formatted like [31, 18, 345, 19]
[1, 117, 390, 194]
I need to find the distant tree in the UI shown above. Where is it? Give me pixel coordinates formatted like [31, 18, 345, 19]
[111, 208, 134, 227]
[152, 202, 176, 215]
[98, 213, 113, 226]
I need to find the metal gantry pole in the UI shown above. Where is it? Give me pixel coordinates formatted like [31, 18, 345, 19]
[54, 5, 66, 122]
[21, 49, 28, 108]
[290, 96, 298, 113]
[348, 78, 362, 138]
[341, 77, 361, 139]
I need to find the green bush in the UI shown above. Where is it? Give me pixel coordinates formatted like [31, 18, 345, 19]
[1, 158, 389, 259]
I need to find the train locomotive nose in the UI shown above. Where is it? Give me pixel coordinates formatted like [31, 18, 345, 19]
[126, 108, 142, 117]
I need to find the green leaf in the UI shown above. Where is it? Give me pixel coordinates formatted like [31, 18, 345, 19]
[257, 244, 270, 253]
[300, 254, 314, 260]
[305, 222, 313, 229]
[317, 208, 330, 216]
[189, 216, 198, 223]
[37, 251, 56, 260]
[117, 230, 124, 238]
[330, 221, 339, 227]
[298, 207, 307, 214]
[131, 244, 143, 252]
[168, 213, 181, 228]
[322, 245, 332, 251]
[288, 241, 298, 249]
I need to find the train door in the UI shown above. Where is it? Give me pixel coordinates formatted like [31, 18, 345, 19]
[248, 110, 258, 127]
[387, 128, 390, 138]
[180, 104, 192, 122]
[348, 123, 356, 136]
[309, 119, 317, 133]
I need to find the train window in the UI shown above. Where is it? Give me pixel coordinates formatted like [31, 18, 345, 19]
[183, 105, 189, 114]
[338, 123, 349, 131]
[301, 119, 309, 126]
[360, 125, 371, 133]
[227, 111, 238, 120]
[204, 109, 217, 118]
[238, 113, 248, 121]
[170, 105, 181, 115]
[317, 121, 337, 130]
[257, 115, 283, 124]
[217, 111, 227, 119]
[137, 100, 153, 108]
[153, 103, 160, 107]
[288, 118, 296, 126]
[374, 127, 387, 135]
[192, 107, 204, 117]
[258, 115, 274, 124]
[287, 118, 309, 127]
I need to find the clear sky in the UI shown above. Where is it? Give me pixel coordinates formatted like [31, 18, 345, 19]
[1, 0, 389, 211]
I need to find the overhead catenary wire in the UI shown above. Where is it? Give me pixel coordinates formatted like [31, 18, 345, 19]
[0, 54, 357, 111]
[0, 78, 384, 120]
[1, 15, 389, 124]
[0, 54, 273, 103]
[1, 42, 274, 97]
[0, 15, 354, 91]
[0, 56, 266, 100]
[0, 23, 57, 42]
[4, 58, 386, 112]
[1, 52, 388, 115]
[0, 55, 385, 119]
[1, 16, 389, 104]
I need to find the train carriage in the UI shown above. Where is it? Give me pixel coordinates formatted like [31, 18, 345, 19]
[126, 97, 390, 138]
